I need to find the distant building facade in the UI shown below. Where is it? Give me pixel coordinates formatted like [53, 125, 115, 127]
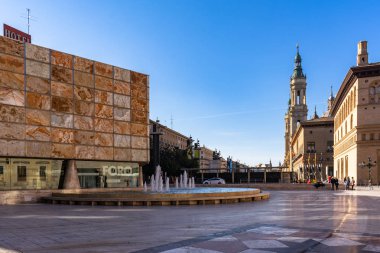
[330, 41, 380, 185]
[290, 113, 334, 181]
[200, 146, 213, 171]
[149, 120, 189, 150]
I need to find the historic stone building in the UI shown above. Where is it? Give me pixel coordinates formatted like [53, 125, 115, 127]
[200, 146, 214, 171]
[149, 119, 189, 150]
[290, 108, 334, 181]
[284, 46, 334, 180]
[284, 46, 308, 167]
[0, 35, 149, 190]
[330, 41, 380, 185]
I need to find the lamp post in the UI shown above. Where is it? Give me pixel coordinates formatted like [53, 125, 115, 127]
[359, 157, 377, 190]
[318, 152, 323, 182]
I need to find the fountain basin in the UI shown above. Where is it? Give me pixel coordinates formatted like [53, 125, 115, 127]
[42, 187, 269, 206]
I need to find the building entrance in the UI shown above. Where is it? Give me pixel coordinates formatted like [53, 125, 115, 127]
[78, 169, 99, 188]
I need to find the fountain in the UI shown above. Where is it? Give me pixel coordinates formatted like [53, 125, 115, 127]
[149, 165, 196, 192]
[43, 165, 269, 206]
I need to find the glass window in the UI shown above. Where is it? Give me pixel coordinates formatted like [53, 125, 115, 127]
[0, 166, 3, 175]
[327, 141, 334, 152]
[39, 166, 46, 180]
[307, 142, 315, 153]
[17, 166, 27, 181]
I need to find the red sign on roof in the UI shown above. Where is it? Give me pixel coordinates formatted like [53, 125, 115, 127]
[3, 24, 31, 43]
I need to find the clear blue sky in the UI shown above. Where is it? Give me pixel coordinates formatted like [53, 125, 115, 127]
[1, 0, 380, 166]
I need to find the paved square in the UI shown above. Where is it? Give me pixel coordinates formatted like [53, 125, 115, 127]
[0, 190, 380, 252]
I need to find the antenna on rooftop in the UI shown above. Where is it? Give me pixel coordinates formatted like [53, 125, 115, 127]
[170, 114, 173, 129]
[21, 8, 37, 35]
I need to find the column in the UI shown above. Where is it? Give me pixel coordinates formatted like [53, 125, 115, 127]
[264, 168, 267, 183]
[63, 160, 80, 189]
[138, 165, 143, 187]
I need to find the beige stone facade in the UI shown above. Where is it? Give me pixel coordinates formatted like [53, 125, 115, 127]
[290, 117, 334, 181]
[200, 146, 213, 171]
[331, 41, 380, 185]
[149, 120, 189, 150]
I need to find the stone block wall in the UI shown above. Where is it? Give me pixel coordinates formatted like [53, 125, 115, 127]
[0, 36, 149, 163]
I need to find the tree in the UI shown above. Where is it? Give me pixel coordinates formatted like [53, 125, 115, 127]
[143, 144, 199, 179]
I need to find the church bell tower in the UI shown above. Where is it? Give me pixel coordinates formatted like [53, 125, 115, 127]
[284, 45, 308, 166]
[289, 45, 308, 137]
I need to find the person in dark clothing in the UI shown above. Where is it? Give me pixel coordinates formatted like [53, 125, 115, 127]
[335, 178, 339, 190]
[331, 177, 335, 190]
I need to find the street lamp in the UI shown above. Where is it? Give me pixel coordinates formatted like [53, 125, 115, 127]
[359, 156, 377, 190]
[317, 152, 323, 182]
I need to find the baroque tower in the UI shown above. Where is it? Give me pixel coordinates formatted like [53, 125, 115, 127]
[284, 45, 308, 166]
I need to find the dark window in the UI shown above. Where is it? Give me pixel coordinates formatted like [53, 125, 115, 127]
[327, 141, 334, 153]
[39, 166, 46, 180]
[307, 142, 315, 153]
[0, 166, 3, 175]
[17, 166, 27, 181]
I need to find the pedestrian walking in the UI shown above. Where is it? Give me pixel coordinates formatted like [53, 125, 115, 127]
[346, 177, 350, 190]
[335, 178, 339, 190]
[331, 177, 335, 190]
[351, 177, 355, 190]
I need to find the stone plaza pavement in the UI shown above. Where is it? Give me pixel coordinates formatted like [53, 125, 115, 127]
[0, 189, 379, 253]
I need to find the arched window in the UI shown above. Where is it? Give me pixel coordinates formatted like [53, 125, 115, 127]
[296, 90, 301, 105]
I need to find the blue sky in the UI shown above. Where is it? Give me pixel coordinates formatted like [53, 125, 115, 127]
[1, 0, 380, 166]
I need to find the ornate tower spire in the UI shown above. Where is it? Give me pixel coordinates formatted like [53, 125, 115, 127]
[288, 44, 308, 134]
[327, 85, 335, 114]
[312, 105, 319, 119]
[292, 44, 305, 79]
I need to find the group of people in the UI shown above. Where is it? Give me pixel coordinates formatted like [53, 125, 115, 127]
[328, 176, 355, 190]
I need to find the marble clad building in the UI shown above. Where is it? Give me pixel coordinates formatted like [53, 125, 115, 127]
[330, 41, 380, 185]
[0, 35, 149, 190]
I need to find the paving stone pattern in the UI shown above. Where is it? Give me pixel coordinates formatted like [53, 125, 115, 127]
[0, 190, 379, 253]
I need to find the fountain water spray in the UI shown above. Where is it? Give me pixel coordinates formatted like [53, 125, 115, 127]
[149, 166, 195, 192]
[165, 177, 169, 191]
[175, 177, 179, 189]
